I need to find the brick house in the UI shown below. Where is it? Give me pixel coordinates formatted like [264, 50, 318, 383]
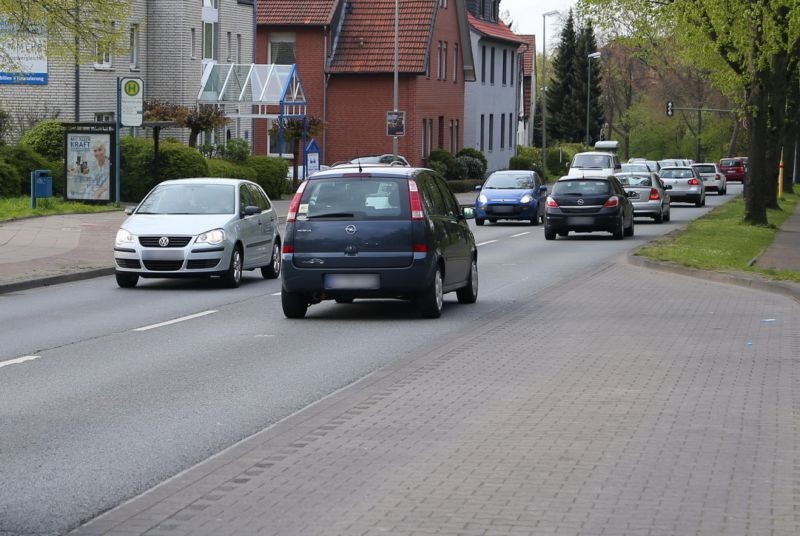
[256, 0, 475, 167]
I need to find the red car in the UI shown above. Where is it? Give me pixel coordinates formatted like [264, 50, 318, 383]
[719, 157, 747, 182]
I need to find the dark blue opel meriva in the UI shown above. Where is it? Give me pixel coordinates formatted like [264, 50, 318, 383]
[281, 165, 478, 319]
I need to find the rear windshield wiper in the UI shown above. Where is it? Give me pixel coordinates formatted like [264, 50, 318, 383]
[307, 212, 355, 219]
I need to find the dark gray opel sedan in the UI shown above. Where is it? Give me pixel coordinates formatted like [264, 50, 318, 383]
[281, 165, 478, 318]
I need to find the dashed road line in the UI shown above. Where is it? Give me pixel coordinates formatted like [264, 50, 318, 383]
[0, 355, 40, 369]
[133, 310, 218, 332]
[477, 240, 498, 247]
[511, 232, 531, 238]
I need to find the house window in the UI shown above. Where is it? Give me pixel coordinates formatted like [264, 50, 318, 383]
[95, 112, 114, 123]
[439, 0, 447, 7]
[510, 51, 515, 86]
[427, 119, 433, 157]
[226, 31, 232, 61]
[449, 120, 454, 153]
[502, 49, 507, 85]
[437, 41, 442, 80]
[422, 119, 433, 158]
[509, 113, 514, 149]
[500, 113, 505, 149]
[237, 34, 242, 63]
[269, 33, 295, 64]
[453, 43, 458, 83]
[129, 24, 139, 70]
[203, 0, 217, 7]
[202, 22, 216, 60]
[489, 114, 494, 151]
[455, 120, 460, 151]
[481, 45, 486, 84]
[94, 23, 114, 69]
[480, 115, 485, 152]
[490, 47, 495, 84]
[191, 28, 196, 59]
[438, 116, 444, 149]
[442, 42, 447, 81]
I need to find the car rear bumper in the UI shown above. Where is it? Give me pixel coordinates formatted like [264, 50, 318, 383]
[668, 192, 702, 203]
[544, 210, 620, 233]
[631, 200, 663, 216]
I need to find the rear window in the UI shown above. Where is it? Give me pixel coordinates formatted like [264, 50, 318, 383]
[552, 180, 611, 196]
[571, 154, 612, 169]
[720, 159, 741, 168]
[621, 164, 650, 173]
[694, 165, 716, 173]
[298, 177, 410, 220]
[616, 175, 652, 187]
[660, 168, 694, 178]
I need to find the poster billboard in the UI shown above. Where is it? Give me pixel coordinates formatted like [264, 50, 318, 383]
[387, 111, 406, 137]
[0, 19, 48, 85]
[65, 133, 113, 201]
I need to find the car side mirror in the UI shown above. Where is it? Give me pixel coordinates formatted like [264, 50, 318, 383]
[539, 185, 548, 193]
[242, 205, 260, 217]
[124, 206, 135, 215]
[462, 206, 476, 220]
[474, 184, 482, 191]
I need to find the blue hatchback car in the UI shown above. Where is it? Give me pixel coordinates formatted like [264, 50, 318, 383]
[475, 170, 547, 225]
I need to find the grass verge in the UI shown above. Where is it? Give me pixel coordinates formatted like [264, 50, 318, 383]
[0, 196, 121, 223]
[636, 187, 800, 282]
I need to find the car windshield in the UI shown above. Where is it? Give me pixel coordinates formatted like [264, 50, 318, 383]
[720, 159, 741, 167]
[621, 164, 650, 173]
[694, 165, 716, 174]
[300, 178, 410, 220]
[616, 175, 652, 187]
[572, 154, 612, 169]
[484, 174, 534, 189]
[552, 180, 611, 196]
[660, 168, 694, 178]
[137, 184, 235, 215]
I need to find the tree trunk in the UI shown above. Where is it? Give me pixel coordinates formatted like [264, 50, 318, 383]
[745, 77, 769, 225]
[291, 138, 300, 192]
[188, 128, 200, 148]
[782, 73, 799, 193]
[763, 52, 789, 208]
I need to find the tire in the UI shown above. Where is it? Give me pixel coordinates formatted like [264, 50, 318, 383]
[488, 218, 497, 224]
[544, 227, 557, 240]
[654, 208, 664, 224]
[664, 209, 671, 222]
[261, 240, 282, 279]
[335, 297, 354, 304]
[115, 272, 138, 288]
[558, 231, 568, 237]
[612, 216, 624, 240]
[417, 267, 444, 318]
[624, 215, 634, 237]
[456, 257, 478, 304]
[282, 290, 308, 318]
[475, 218, 485, 226]
[222, 246, 243, 288]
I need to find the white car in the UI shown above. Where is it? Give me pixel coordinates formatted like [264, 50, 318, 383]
[568, 151, 622, 176]
[691, 163, 727, 195]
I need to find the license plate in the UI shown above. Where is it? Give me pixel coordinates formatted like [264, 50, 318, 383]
[324, 274, 380, 290]
[568, 216, 595, 225]
[490, 205, 514, 213]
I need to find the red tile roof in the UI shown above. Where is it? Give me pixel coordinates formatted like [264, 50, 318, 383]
[517, 34, 536, 77]
[257, 0, 340, 26]
[467, 13, 526, 45]
[328, 0, 437, 73]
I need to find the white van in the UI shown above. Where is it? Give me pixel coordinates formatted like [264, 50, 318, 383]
[568, 151, 622, 176]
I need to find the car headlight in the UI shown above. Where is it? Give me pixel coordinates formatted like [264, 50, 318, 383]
[478, 194, 488, 204]
[197, 229, 226, 245]
[115, 228, 135, 247]
[520, 194, 533, 204]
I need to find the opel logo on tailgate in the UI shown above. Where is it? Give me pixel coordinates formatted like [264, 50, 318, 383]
[577, 199, 585, 206]
[345, 225, 357, 235]
[158, 236, 170, 247]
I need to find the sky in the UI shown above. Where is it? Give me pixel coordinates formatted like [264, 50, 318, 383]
[500, 0, 578, 53]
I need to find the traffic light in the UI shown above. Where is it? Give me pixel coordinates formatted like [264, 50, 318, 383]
[666, 100, 674, 117]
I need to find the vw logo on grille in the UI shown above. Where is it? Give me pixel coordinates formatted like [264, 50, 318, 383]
[345, 225, 357, 235]
[577, 199, 585, 206]
[158, 236, 170, 247]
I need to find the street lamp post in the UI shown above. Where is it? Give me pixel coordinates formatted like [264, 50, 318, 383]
[392, 0, 399, 160]
[585, 51, 601, 147]
[541, 10, 559, 179]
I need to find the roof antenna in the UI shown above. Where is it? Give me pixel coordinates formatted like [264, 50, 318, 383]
[356, 150, 362, 173]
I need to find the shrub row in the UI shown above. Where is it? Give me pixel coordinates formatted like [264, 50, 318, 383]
[426, 148, 488, 181]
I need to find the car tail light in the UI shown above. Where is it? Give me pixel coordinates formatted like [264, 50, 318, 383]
[649, 188, 660, 201]
[546, 196, 559, 208]
[413, 243, 428, 253]
[286, 181, 308, 223]
[282, 244, 295, 254]
[603, 196, 619, 208]
[688, 178, 699, 185]
[716, 174, 722, 181]
[408, 179, 424, 220]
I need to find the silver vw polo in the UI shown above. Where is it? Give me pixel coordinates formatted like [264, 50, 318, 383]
[113, 178, 282, 288]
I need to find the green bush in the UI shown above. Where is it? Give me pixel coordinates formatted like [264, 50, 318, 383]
[47, 159, 66, 197]
[19, 119, 65, 160]
[428, 160, 449, 177]
[456, 155, 485, 180]
[218, 138, 251, 164]
[509, 155, 535, 170]
[428, 149, 459, 180]
[0, 145, 51, 195]
[0, 161, 20, 197]
[445, 179, 483, 193]
[456, 147, 488, 171]
[120, 137, 155, 202]
[159, 142, 208, 180]
[207, 158, 257, 181]
[245, 155, 288, 200]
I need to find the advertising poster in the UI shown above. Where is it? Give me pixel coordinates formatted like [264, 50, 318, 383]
[0, 19, 48, 85]
[387, 111, 406, 137]
[66, 133, 112, 201]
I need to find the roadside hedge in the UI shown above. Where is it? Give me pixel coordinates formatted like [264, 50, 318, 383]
[0, 161, 19, 197]
[120, 138, 208, 202]
[0, 145, 51, 196]
[207, 158, 257, 181]
[246, 155, 288, 200]
[19, 119, 65, 161]
[446, 179, 483, 193]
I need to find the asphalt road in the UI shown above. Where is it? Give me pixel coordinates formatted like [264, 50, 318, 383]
[0, 186, 740, 536]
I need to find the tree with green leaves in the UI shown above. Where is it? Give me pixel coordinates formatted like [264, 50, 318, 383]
[575, 20, 605, 145]
[547, 10, 582, 142]
[0, 0, 129, 69]
[270, 117, 324, 190]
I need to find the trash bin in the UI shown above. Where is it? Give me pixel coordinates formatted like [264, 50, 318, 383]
[35, 174, 52, 198]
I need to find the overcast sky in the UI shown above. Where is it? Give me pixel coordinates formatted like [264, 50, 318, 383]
[500, 0, 578, 53]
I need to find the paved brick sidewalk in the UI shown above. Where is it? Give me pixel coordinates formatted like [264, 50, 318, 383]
[757, 199, 800, 271]
[73, 261, 800, 536]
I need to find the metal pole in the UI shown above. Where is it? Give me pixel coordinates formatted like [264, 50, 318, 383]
[392, 0, 399, 160]
[696, 109, 702, 162]
[115, 77, 121, 206]
[585, 59, 591, 147]
[541, 14, 547, 178]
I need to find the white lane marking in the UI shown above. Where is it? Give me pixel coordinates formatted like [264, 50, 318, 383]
[0, 355, 40, 369]
[511, 232, 531, 238]
[133, 310, 218, 332]
[477, 240, 498, 247]
[271, 291, 282, 296]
